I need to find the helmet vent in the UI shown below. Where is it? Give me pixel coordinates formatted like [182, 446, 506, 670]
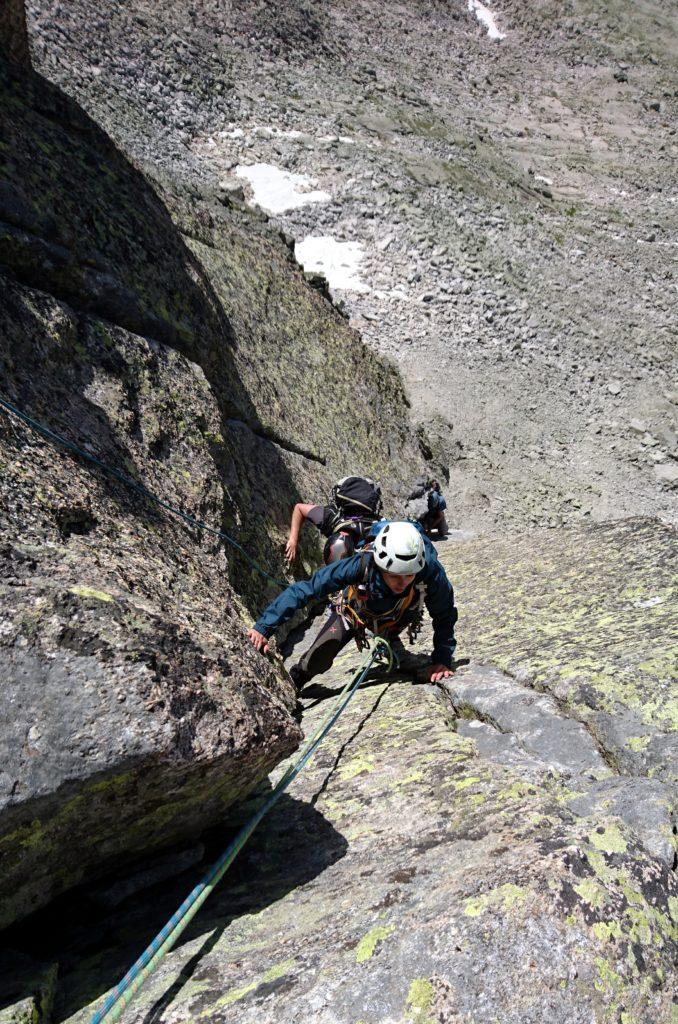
[372, 521, 424, 576]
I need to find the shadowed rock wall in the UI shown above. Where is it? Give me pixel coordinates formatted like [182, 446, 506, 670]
[0, 0, 30, 66]
[0, 43, 425, 925]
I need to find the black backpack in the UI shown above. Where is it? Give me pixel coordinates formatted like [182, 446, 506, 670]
[328, 476, 383, 537]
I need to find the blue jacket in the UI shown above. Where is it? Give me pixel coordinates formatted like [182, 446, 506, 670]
[428, 490, 446, 512]
[254, 535, 457, 667]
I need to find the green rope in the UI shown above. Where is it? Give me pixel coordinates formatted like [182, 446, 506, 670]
[0, 395, 287, 587]
[91, 637, 393, 1024]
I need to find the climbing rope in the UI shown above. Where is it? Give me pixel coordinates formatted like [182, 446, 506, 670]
[0, 395, 287, 587]
[90, 637, 394, 1024]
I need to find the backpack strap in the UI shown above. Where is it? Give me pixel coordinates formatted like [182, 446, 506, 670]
[331, 547, 373, 642]
[358, 547, 373, 583]
[328, 511, 379, 539]
[338, 546, 422, 639]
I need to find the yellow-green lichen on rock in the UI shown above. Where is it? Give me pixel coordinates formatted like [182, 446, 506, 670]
[55, 641, 677, 1024]
[0, 29, 429, 930]
[437, 519, 678, 780]
[405, 978, 436, 1024]
[355, 925, 395, 964]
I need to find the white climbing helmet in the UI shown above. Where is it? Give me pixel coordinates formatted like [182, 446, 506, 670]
[373, 521, 426, 575]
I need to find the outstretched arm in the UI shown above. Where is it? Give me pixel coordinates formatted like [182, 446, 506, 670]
[423, 560, 458, 670]
[285, 503, 317, 563]
[248, 553, 363, 650]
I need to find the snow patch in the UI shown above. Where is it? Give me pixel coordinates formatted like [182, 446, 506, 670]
[633, 596, 663, 609]
[295, 236, 370, 292]
[250, 126, 306, 140]
[534, 174, 553, 186]
[319, 134, 355, 145]
[234, 163, 331, 214]
[467, 0, 506, 40]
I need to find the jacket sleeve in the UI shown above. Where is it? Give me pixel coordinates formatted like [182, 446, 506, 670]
[423, 558, 458, 667]
[253, 554, 363, 637]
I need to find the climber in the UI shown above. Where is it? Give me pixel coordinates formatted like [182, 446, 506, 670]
[285, 475, 384, 564]
[419, 479, 448, 540]
[248, 520, 457, 692]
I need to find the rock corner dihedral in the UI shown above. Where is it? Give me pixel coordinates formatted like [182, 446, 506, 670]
[1, 1, 676, 1021]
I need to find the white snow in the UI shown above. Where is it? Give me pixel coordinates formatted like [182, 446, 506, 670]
[250, 126, 306, 140]
[295, 236, 370, 292]
[535, 174, 553, 186]
[234, 163, 331, 214]
[467, 0, 506, 40]
[633, 596, 664, 608]
[319, 134, 355, 145]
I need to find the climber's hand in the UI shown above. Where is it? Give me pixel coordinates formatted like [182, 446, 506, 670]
[248, 628, 270, 654]
[428, 662, 455, 682]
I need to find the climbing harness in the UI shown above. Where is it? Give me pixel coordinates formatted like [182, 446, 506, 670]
[334, 549, 425, 650]
[89, 637, 393, 1024]
[0, 395, 287, 587]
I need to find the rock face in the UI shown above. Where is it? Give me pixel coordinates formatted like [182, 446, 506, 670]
[4, 520, 674, 1023]
[442, 519, 678, 789]
[0, 0, 30, 66]
[1, 2, 676, 1020]
[0, 53, 424, 926]
[24, 0, 678, 533]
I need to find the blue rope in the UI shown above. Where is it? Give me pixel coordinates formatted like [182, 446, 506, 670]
[0, 395, 287, 587]
[90, 638, 392, 1024]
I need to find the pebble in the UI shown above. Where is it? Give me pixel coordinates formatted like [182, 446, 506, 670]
[29, 0, 676, 541]
[654, 463, 678, 485]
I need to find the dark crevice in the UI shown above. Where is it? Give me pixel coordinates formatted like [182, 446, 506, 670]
[148, 433, 172, 461]
[309, 683, 392, 807]
[225, 417, 326, 464]
[576, 720, 623, 776]
[53, 505, 98, 540]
